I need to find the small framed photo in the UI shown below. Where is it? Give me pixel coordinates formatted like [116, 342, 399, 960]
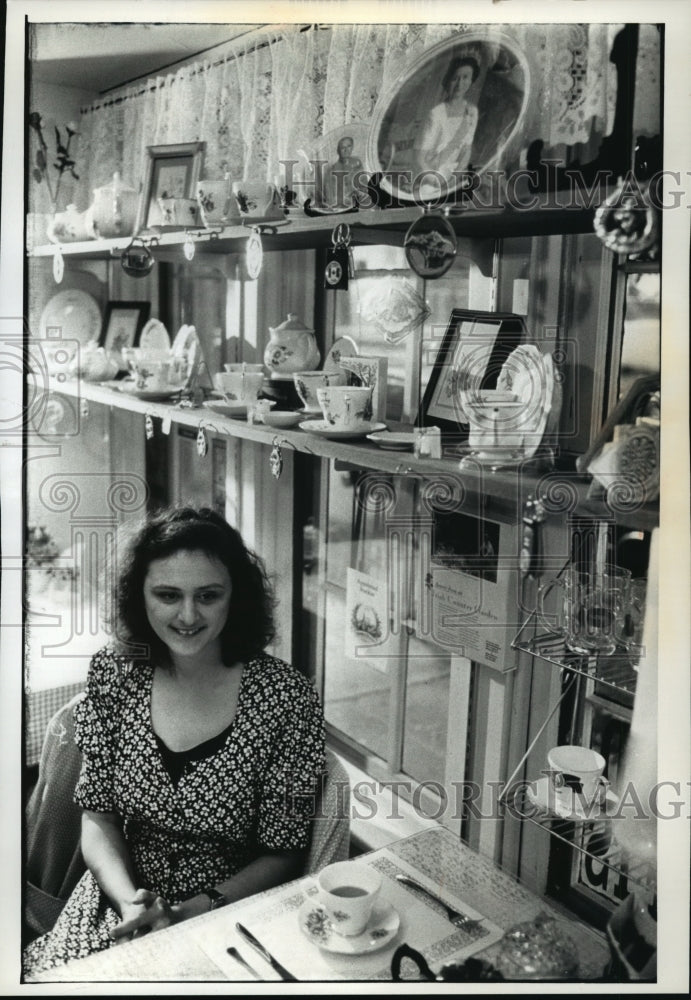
[417, 309, 525, 436]
[136, 142, 205, 231]
[100, 301, 151, 363]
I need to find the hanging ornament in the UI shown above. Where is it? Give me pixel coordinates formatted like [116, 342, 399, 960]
[269, 438, 283, 480]
[245, 228, 263, 280]
[593, 179, 660, 257]
[324, 222, 353, 290]
[79, 398, 89, 419]
[53, 246, 64, 284]
[196, 425, 208, 457]
[145, 414, 154, 440]
[404, 212, 457, 279]
[183, 233, 196, 261]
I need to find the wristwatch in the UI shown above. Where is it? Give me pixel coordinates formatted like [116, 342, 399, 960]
[204, 887, 228, 911]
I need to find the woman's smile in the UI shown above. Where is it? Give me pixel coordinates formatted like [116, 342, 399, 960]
[143, 550, 232, 665]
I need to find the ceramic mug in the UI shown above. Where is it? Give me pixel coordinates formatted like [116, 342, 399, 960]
[157, 197, 199, 227]
[293, 370, 346, 412]
[232, 181, 283, 221]
[547, 745, 608, 808]
[317, 385, 373, 430]
[537, 564, 632, 656]
[309, 860, 381, 937]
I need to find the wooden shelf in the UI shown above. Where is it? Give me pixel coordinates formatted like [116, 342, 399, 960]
[27, 196, 603, 261]
[36, 378, 659, 531]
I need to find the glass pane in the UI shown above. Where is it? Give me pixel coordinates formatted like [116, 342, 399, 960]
[401, 634, 451, 784]
[619, 272, 660, 400]
[323, 588, 392, 760]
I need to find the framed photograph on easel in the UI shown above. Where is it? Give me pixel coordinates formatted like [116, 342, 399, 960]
[417, 309, 525, 436]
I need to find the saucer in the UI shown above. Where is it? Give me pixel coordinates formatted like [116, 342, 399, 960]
[366, 431, 416, 451]
[526, 776, 619, 821]
[299, 420, 387, 441]
[202, 399, 275, 419]
[298, 899, 399, 954]
[118, 381, 184, 401]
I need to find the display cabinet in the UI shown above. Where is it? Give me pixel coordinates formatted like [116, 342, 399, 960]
[25, 179, 660, 940]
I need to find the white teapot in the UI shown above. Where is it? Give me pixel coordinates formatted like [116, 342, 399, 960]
[85, 172, 138, 239]
[264, 313, 320, 375]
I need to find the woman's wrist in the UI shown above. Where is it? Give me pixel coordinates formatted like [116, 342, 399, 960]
[173, 893, 213, 922]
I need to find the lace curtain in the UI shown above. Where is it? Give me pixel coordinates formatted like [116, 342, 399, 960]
[65, 22, 654, 212]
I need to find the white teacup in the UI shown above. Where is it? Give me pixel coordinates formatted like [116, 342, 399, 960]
[232, 181, 283, 220]
[214, 370, 265, 404]
[131, 359, 184, 393]
[317, 385, 373, 430]
[547, 745, 608, 807]
[293, 370, 346, 412]
[157, 197, 199, 227]
[312, 861, 381, 936]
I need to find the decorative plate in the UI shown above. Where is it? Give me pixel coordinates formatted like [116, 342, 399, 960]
[139, 318, 171, 352]
[298, 899, 400, 955]
[171, 324, 200, 358]
[39, 289, 102, 352]
[366, 431, 416, 451]
[323, 336, 359, 372]
[299, 420, 387, 440]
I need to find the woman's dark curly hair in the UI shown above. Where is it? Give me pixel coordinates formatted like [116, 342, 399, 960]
[113, 506, 275, 667]
[442, 56, 481, 98]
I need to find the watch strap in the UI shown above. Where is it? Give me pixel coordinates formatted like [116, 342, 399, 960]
[204, 887, 228, 910]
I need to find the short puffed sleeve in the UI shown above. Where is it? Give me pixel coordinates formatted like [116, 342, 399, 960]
[257, 667, 326, 852]
[73, 647, 124, 813]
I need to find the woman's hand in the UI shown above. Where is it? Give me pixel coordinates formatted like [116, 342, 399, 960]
[110, 888, 180, 943]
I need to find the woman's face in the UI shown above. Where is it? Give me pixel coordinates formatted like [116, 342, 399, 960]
[447, 64, 475, 101]
[143, 549, 232, 664]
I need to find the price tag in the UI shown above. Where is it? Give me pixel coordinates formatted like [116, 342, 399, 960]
[269, 440, 283, 479]
[53, 247, 64, 283]
[324, 223, 352, 290]
[183, 234, 196, 261]
[246, 229, 263, 279]
[196, 425, 208, 457]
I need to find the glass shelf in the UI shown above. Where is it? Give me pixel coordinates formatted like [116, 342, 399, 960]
[511, 610, 638, 703]
[510, 784, 657, 896]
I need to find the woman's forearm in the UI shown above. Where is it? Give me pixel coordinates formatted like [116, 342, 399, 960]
[80, 810, 139, 917]
[176, 850, 306, 921]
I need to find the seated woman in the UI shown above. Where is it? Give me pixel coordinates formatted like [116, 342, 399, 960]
[24, 506, 326, 975]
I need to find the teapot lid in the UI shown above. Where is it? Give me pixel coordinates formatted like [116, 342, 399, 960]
[270, 312, 314, 334]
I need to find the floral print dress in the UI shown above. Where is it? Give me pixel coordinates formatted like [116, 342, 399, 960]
[23, 647, 326, 976]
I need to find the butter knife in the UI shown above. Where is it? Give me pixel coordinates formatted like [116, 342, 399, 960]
[235, 922, 297, 982]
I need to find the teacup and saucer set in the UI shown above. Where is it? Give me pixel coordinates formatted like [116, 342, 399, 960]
[298, 860, 400, 955]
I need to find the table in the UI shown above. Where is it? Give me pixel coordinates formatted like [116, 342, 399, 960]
[28, 826, 610, 983]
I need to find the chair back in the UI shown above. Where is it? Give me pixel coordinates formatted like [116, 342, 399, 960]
[25, 692, 86, 939]
[25, 692, 351, 933]
[305, 748, 351, 873]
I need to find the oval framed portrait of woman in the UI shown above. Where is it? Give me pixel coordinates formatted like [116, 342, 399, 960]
[367, 33, 530, 203]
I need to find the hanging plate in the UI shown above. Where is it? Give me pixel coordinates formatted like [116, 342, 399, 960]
[404, 213, 457, 278]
